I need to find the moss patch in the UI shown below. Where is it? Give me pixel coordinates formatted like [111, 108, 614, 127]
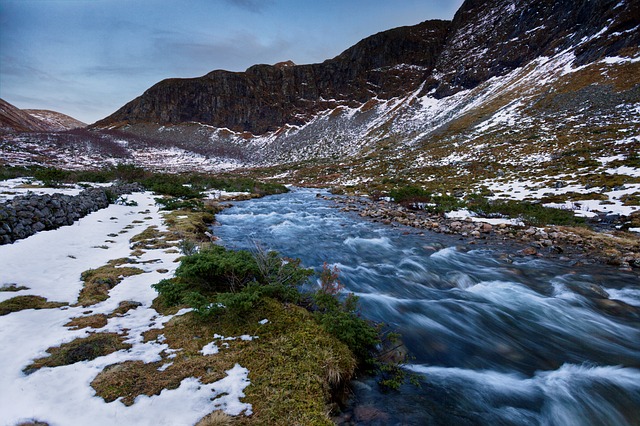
[129, 225, 177, 250]
[78, 265, 145, 306]
[162, 210, 216, 241]
[0, 296, 66, 316]
[92, 299, 355, 424]
[24, 333, 131, 373]
[110, 300, 143, 316]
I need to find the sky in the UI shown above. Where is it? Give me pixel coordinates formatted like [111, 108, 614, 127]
[0, 0, 464, 124]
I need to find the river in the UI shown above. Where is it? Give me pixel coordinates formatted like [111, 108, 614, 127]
[214, 188, 640, 425]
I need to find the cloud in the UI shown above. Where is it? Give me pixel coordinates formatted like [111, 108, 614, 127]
[223, 0, 274, 13]
[155, 31, 294, 74]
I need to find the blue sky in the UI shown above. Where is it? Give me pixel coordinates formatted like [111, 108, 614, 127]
[0, 0, 464, 124]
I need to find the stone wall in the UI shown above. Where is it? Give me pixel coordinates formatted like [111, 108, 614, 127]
[0, 183, 144, 245]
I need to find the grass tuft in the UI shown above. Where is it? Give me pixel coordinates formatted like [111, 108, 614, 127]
[0, 296, 66, 316]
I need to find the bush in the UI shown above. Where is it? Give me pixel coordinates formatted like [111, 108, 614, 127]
[389, 185, 431, 204]
[389, 185, 464, 213]
[174, 245, 259, 293]
[465, 194, 585, 226]
[312, 264, 379, 364]
[153, 246, 313, 315]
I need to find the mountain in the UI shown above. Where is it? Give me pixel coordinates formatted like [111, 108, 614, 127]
[1, 99, 53, 133]
[0, 99, 86, 132]
[90, 0, 638, 169]
[3, 0, 639, 203]
[94, 19, 451, 134]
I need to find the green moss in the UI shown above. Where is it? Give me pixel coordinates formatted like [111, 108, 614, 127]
[129, 226, 176, 250]
[0, 283, 29, 292]
[0, 295, 66, 316]
[620, 192, 640, 206]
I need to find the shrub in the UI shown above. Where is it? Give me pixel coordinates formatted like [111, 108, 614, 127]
[175, 246, 260, 293]
[389, 185, 464, 213]
[465, 194, 585, 226]
[32, 167, 70, 187]
[154, 246, 313, 317]
[312, 264, 379, 364]
[389, 185, 431, 204]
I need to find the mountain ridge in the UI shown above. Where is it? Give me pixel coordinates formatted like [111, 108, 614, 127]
[94, 0, 639, 135]
[94, 19, 450, 134]
[0, 99, 86, 133]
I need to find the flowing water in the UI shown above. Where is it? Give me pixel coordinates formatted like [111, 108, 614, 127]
[214, 188, 640, 425]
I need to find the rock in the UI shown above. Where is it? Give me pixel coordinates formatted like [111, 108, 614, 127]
[520, 247, 538, 256]
[481, 223, 493, 233]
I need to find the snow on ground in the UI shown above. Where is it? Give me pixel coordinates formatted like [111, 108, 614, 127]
[479, 177, 640, 217]
[0, 191, 252, 426]
[204, 189, 249, 200]
[445, 209, 524, 226]
[0, 178, 84, 202]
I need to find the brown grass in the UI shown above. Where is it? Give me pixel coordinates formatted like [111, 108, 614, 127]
[92, 299, 355, 425]
[195, 411, 234, 426]
[78, 265, 145, 306]
[65, 314, 108, 330]
[24, 333, 131, 373]
[0, 296, 66, 316]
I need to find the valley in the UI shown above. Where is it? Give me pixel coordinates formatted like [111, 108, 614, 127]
[1, 0, 639, 424]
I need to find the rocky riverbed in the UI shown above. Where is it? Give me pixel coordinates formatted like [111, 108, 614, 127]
[327, 195, 640, 272]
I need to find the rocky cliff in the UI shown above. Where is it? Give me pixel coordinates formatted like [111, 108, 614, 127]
[93, 20, 451, 134]
[94, 0, 639, 135]
[429, 0, 640, 97]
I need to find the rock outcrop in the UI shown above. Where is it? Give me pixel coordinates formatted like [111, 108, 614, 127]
[429, 0, 640, 97]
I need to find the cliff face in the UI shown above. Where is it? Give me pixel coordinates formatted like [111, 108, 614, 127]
[93, 20, 451, 134]
[91, 0, 639, 161]
[430, 0, 640, 97]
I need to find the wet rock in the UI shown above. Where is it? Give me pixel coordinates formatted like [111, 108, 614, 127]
[594, 298, 640, 320]
[481, 223, 493, 233]
[354, 406, 390, 423]
[520, 247, 538, 256]
[566, 282, 609, 299]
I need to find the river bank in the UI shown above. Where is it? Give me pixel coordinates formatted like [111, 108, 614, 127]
[213, 187, 640, 425]
[326, 193, 640, 273]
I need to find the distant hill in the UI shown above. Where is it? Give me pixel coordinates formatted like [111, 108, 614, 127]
[23, 109, 86, 131]
[0, 99, 85, 133]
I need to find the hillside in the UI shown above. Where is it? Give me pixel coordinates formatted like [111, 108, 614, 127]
[0, 98, 53, 133]
[1, 0, 639, 217]
[0, 99, 86, 133]
[23, 109, 86, 131]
